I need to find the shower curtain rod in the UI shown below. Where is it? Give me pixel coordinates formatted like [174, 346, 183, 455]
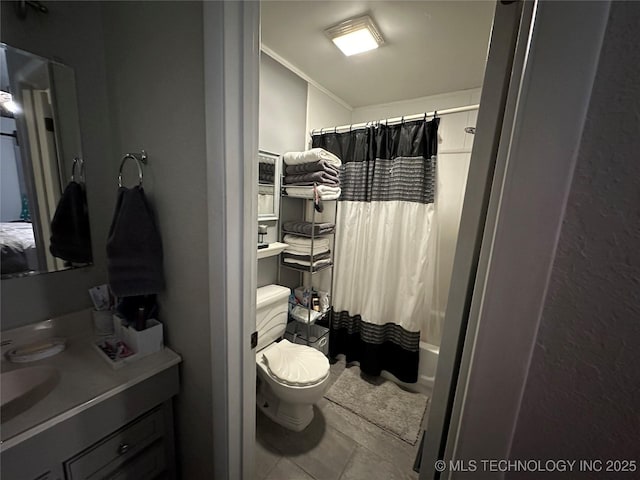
[310, 103, 480, 136]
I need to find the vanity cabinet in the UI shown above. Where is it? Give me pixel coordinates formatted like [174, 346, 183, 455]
[64, 407, 167, 480]
[1, 366, 179, 480]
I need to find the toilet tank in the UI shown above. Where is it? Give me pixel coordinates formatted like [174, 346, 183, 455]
[256, 285, 290, 352]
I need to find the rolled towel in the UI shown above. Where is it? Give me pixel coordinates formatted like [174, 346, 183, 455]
[282, 221, 335, 236]
[283, 148, 341, 168]
[284, 170, 340, 186]
[285, 160, 340, 176]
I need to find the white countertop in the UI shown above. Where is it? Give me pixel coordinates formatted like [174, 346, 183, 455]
[0, 310, 181, 451]
[257, 241, 289, 260]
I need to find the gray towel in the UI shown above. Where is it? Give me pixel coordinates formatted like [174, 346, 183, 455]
[50, 181, 92, 264]
[283, 251, 331, 262]
[282, 221, 335, 236]
[284, 170, 340, 186]
[107, 186, 165, 297]
[285, 160, 339, 176]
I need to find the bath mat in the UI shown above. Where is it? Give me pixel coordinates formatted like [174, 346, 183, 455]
[324, 366, 429, 445]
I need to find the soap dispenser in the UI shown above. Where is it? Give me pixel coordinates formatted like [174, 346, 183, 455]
[258, 224, 269, 249]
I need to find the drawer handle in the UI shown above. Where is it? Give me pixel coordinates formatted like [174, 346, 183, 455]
[117, 443, 130, 455]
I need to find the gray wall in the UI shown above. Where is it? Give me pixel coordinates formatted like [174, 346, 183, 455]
[509, 2, 640, 471]
[1, 2, 115, 329]
[100, 2, 214, 477]
[259, 53, 307, 155]
[258, 53, 307, 288]
[1, 118, 22, 221]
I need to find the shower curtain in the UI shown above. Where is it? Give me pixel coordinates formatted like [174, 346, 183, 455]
[312, 118, 439, 383]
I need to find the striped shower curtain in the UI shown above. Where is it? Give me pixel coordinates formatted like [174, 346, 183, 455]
[312, 118, 439, 383]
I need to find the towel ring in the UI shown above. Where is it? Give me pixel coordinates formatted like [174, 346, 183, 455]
[118, 150, 147, 187]
[71, 157, 85, 183]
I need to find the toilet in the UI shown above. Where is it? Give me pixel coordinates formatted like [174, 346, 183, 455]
[256, 285, 330, 432]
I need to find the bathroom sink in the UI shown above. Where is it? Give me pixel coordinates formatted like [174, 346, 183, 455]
[1, 366, 59, 422]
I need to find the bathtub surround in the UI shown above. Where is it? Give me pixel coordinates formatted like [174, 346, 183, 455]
[313, 118, 439, 383]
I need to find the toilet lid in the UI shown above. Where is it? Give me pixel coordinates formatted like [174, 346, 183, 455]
[262, 340, 329, 386]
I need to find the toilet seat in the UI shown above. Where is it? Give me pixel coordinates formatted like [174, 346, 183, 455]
[260, 340, 329, 387]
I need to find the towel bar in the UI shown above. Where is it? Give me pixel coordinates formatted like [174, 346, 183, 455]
[71, 156, 85, 183]
[118, 150, 147, 187]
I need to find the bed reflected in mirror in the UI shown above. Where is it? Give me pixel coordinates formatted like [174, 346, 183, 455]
[0, 43, 92, 278]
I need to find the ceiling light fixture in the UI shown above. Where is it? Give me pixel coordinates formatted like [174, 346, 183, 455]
[325, 15, 384, 57]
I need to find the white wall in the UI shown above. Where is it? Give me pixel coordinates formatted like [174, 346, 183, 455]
[351, 88, 480, 154]
[259, 53, 307, 155]
[509, 2, 640, 469]
[305, 84, 352, 147]
[257, 52, 308, 288]
[101, 2, 214, 477]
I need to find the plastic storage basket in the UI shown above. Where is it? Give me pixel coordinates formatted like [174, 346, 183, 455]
[284, 322, 329, 355]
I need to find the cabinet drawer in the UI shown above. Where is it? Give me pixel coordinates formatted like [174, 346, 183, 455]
[64, 408, 164, 480]
[101, 441, 165, 480]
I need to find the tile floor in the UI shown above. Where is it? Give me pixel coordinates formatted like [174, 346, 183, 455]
[256, 359, 425, 480]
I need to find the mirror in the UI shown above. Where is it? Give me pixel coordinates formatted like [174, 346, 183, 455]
[258, 150, 280, 221]
[0, 43, 91, 278]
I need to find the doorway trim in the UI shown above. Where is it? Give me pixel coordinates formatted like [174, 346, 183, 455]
[204, 1, 260, 479]
[421, 1, 611, 478]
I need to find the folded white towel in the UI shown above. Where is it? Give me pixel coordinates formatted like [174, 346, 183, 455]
[283, 148, 342, 168]
[285, 247, 330, 257]
[283, 185, 341, 200]
[284, 257, 333, 268]
[283, 234, 330, 251]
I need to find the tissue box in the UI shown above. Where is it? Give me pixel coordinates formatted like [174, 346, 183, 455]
[117, 318, 164, 357]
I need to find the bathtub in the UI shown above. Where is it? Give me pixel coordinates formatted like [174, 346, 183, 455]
[380, 341, 439, 394]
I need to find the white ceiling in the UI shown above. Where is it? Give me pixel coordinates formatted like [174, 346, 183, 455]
[261, 1, 495, 108]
